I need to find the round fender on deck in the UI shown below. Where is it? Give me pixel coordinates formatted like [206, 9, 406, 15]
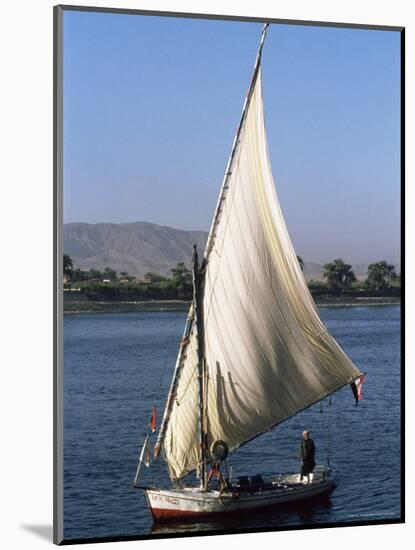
[210, 440, 229, 461]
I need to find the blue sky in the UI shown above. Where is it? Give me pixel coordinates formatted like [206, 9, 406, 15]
[63, 11, 400, 265]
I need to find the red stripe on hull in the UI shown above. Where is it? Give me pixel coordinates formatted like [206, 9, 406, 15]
[150, 507, 203, 520]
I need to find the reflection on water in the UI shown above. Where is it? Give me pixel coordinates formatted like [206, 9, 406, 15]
[150, 493, 334, 535]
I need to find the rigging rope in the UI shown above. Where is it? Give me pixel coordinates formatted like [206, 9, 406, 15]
[151, 312, 190, 483]
[156, 345, 171, 397]
[155, 310, 187, 402]
[327, 395, 332, 469]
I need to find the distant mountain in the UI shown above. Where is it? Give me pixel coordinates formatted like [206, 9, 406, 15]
[64, 221, 398, 280]
[64, 222, 208, 278]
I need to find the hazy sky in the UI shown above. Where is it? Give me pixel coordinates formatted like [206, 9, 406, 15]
[63, 11, 401, 265]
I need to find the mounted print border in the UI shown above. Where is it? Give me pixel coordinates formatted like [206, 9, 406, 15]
[54, 4, 405, 545]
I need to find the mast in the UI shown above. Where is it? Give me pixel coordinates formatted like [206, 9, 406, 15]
[204, 23, 269, 261]
[192, 244, 207, 488]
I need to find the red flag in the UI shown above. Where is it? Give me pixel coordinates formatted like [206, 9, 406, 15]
[355, 375, 365, 401]
[351, 374, 365, 403]
[150, 404, 156, 433]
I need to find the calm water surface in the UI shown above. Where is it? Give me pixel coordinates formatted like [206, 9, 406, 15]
[63, 306, 401, 540]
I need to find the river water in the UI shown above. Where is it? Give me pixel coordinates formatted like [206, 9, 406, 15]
[63, 306, 401, 541]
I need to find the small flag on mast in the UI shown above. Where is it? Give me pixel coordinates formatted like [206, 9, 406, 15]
[150, 404, 156, 433]
[350, 374, 365, 404]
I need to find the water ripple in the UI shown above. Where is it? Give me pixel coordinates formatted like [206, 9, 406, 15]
[63, 306, 401, 540]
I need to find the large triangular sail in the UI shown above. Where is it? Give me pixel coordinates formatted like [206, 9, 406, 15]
[155, 26, 362, 481]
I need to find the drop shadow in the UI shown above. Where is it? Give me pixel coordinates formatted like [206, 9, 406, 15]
[21, 524, 53, 542]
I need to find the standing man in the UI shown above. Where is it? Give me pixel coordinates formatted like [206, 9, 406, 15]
[299, 430, 316, 483]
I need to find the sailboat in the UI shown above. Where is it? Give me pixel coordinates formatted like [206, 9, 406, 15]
[134, 23, 364, 521]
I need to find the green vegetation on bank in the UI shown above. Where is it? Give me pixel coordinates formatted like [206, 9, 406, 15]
[63, 254, 400, 303]
[64, 257, 193, 301]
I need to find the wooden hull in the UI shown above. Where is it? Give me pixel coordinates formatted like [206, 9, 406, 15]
[143, 470, 335, 521]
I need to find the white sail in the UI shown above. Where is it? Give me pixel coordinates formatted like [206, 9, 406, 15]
[161, 66, 362, 481]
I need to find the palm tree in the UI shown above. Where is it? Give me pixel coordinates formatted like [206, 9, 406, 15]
[171, 263, 191, 284]
[323, 259, 341, 290]
[63, 254, 74, 280]
[343, 264, 357, 290]
[366, 261, 396, 291]
[323, 259, 356, 291]
[385, 263, 396, 287]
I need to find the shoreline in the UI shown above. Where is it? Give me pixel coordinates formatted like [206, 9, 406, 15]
[64, 298, 400, 314]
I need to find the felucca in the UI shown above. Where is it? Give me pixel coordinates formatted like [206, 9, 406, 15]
[134, 23, 364, 521]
